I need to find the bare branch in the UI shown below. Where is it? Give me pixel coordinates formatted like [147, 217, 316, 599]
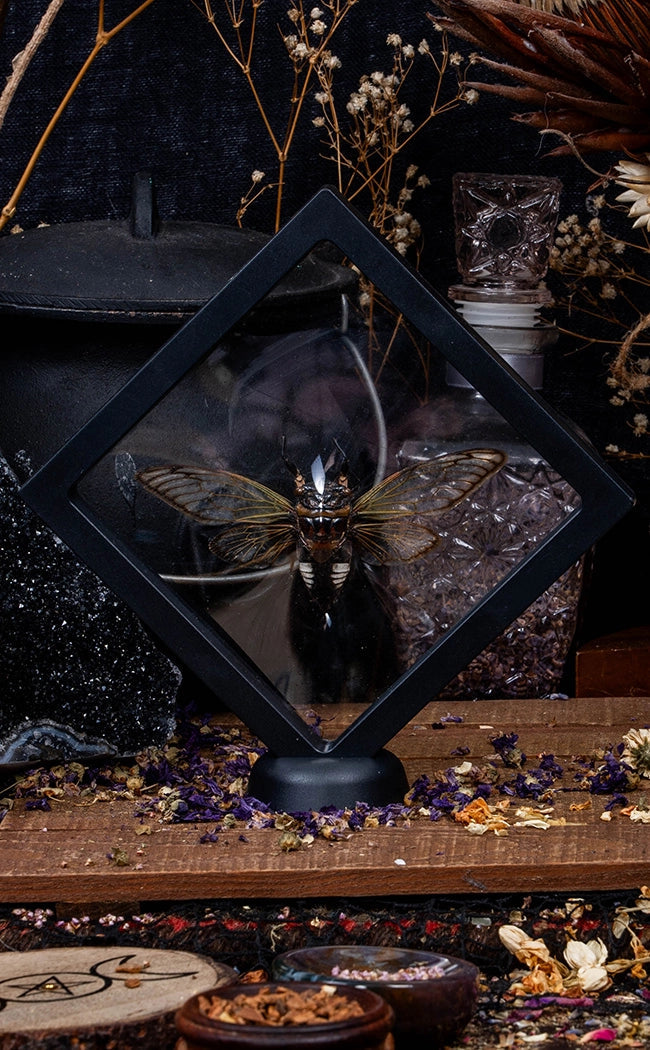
[0, 0, 66, 133]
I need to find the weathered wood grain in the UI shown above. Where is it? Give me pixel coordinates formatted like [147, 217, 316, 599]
[1, 698, 648, 903]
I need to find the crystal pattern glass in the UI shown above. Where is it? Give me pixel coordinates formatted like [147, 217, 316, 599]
[443, 171, 584, 697]
[453, 172, 562, 288]
[383, 391, 583, 699]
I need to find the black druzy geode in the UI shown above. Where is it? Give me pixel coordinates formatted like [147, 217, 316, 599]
[0, 453, 180, 764]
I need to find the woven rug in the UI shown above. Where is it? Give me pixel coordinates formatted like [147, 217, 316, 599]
[2, 891, 649, 1047]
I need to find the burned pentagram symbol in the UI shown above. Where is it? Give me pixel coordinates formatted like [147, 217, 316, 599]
[0, 947, 229, 1033]
[0, 970, 109, 1001]
[0, 953, 199, 1007]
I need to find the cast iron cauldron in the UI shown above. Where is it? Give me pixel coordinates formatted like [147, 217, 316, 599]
[0, 178, 399, 709]
[0, 173, 356, 477]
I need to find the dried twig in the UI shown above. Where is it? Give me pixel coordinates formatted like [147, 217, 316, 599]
[0, 0, 158, 233]
[0, 0, 65, 133]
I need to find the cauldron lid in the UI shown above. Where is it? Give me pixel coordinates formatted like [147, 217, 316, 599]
[0, 175, 355, 324]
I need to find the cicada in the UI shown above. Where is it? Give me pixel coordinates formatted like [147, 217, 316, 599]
[136, 446, 506, 619]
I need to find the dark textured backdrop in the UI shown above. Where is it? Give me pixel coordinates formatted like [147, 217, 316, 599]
[0, 1, 571, 266]
[0, 1, 645, 641]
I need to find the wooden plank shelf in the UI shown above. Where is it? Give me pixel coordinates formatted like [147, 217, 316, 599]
[2, 697, 649, 904]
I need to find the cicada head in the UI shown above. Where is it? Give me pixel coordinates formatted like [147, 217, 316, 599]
[284, 445, 353, 515]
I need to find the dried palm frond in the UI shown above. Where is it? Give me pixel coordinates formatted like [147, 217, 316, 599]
[429, 0, 650, 154]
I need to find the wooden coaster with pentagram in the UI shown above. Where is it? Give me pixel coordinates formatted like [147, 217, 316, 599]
[0, 946, 235, 1049]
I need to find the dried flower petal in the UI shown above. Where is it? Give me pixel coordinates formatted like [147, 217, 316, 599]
[621, 728, 650, 777]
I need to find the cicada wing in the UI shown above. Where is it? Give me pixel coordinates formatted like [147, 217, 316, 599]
[351, 515, 440, 564]
[136, 464, 296, 567]
[350, 448, 506, 564]
[207, 521, 296, 566]
[136, 465, 293, 523]
[411, 448, 507, 513]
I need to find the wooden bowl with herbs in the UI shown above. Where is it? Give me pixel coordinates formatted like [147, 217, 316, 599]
[272, 946, 479, 1048]
[175, 980, 394, 1049]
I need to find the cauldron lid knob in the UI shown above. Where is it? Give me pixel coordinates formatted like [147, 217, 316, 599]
[129, 171, 160, 241]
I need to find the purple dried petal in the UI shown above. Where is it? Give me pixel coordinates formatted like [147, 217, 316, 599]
[491, 732, 526, 768]
[25, 798, 51, 811]
[538, 753, 563, 776]
[589, 751, 632, 795]
[604, 792, 628, 810]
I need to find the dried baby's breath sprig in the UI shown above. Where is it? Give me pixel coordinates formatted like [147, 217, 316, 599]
[314, 29, 471, 254]
[311, 29, 473, 392]
[236, 169, 277, 226]
[198, 0, 360, 231]
[194, 8, 476, 396]
[549, 193, 650, 458]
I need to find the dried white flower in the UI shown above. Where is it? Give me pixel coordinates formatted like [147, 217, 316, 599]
[418, 38, 430, 54]
[346, 93, 367, 114]
[310, 19, 326, 36]
[564, 938, 610, 993]
[622, 727, 650, 775]
[310, 6, 323, 16]
[293, 41, 312, 60]
[321, 50, 341, 70]
[565, 938, 607, 970]
[615, 156, 650, 229]
[251, 170, 265, 183]
[386, 33, 402, 47]
[499, 925, 553, 965]
[462, 88, 479, 105]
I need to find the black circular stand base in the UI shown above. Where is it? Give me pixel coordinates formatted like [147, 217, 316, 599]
[247, 749, 409, 811]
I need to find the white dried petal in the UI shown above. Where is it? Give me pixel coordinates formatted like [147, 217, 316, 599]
[565, 938, 608, 970]
[579, 965, 610, 992]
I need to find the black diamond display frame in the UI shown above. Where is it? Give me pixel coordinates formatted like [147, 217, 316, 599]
[21, 187, 634, 808]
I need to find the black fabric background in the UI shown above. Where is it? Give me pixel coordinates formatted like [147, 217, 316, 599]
[0, 1, 569, 264]
[0, 1, 646, 642]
